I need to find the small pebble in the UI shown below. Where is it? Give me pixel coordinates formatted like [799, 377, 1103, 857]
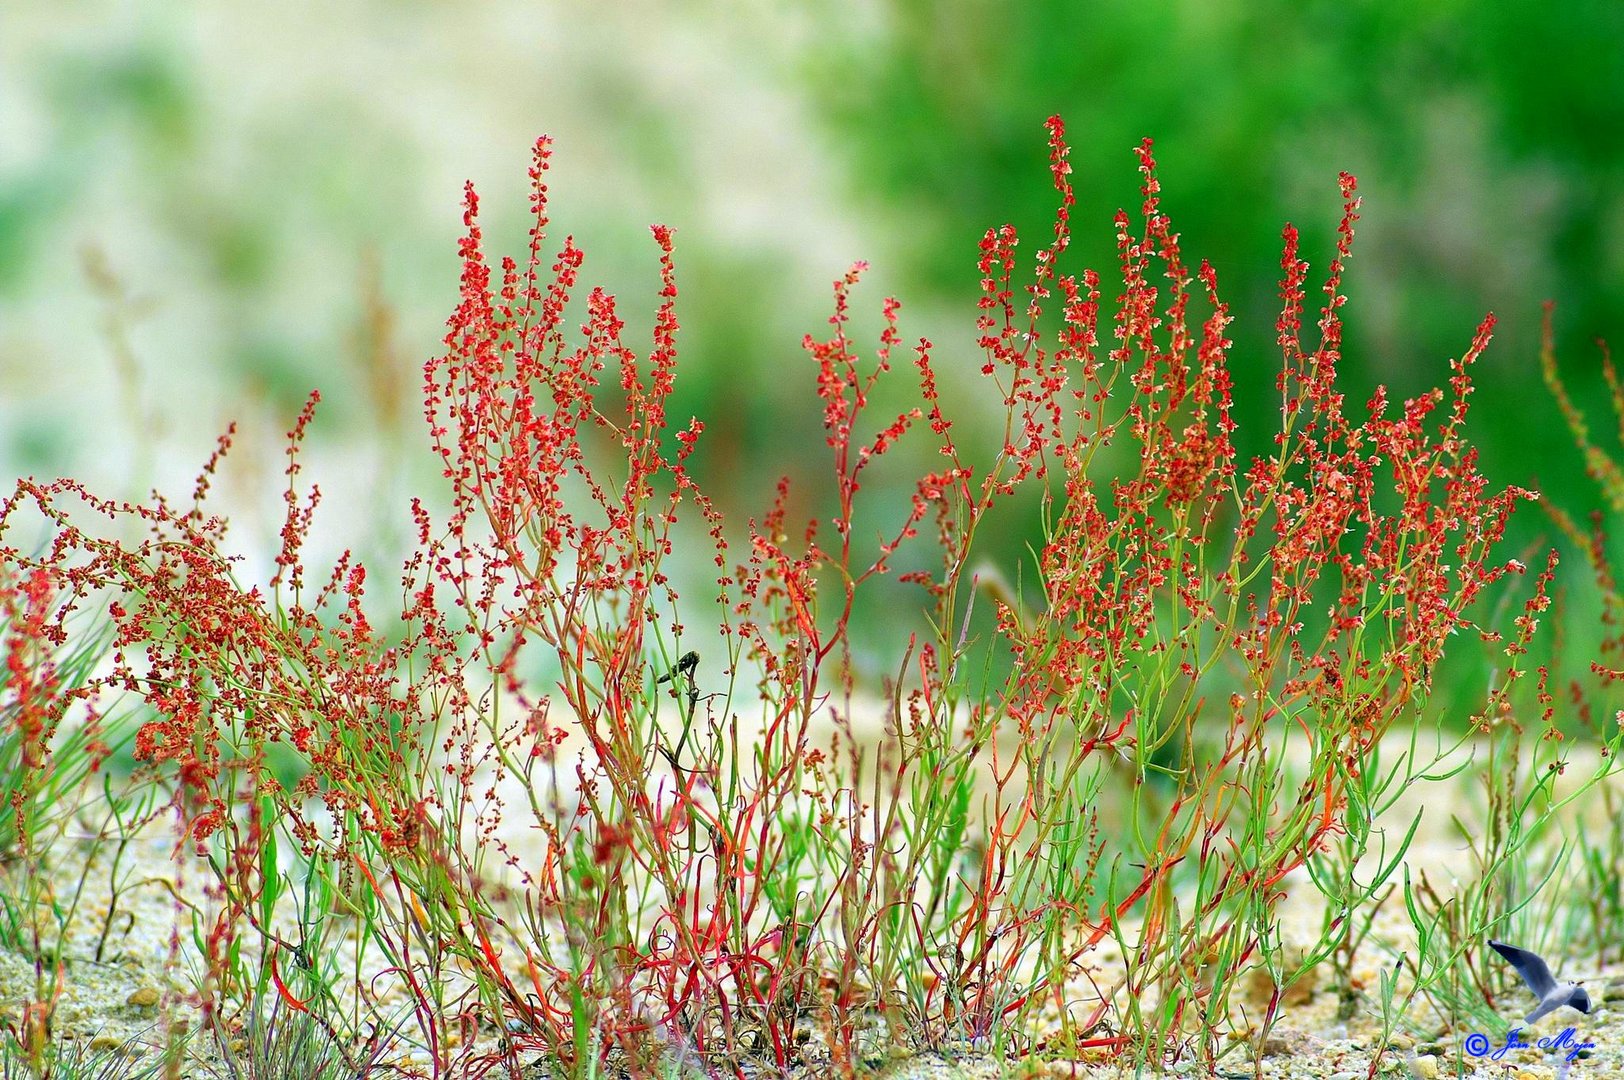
[1410, 1053, 1439, 1079]
[90, 1035, 122, 1052]
[125, 986, 159, 1008]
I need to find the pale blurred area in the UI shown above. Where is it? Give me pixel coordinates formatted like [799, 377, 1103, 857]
[0, 0, 909, 580]
[3, 1, 1621, 679]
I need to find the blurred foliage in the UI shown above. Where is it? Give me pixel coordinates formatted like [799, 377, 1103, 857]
[2, 2, 1620, 693]
[799, 0, 1623, 533]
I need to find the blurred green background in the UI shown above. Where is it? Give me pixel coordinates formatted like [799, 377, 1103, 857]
[3, 1, 1621, 689]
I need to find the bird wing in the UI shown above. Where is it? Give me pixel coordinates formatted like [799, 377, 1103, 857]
[1491, 940, 1558, 997]
[1524, 996, 1560, 1026]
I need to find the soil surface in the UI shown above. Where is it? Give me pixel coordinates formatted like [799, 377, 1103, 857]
[5, 736, 1620, 1079]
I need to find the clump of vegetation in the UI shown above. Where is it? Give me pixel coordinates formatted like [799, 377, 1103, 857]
[0, 117, 1618, 1078]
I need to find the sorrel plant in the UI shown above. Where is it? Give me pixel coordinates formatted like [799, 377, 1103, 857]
[0, 116, 1564, 1075]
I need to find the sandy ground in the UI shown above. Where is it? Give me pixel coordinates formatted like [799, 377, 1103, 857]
[4, 720, 1621, 1079]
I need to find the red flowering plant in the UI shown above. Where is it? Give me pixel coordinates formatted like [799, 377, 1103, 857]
[1536, 304, 1624, 963]
[816, 128, 1560, 1069]
[1542, 304, 1624, 698]
[0, 562, 131, 1067]
[1, 567, 73, 858]
[0, 406, 414, 1035]
[0, 115, 1576, 1077]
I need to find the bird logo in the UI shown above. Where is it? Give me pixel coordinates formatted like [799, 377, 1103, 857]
[1488, 940, 1592, 1025]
